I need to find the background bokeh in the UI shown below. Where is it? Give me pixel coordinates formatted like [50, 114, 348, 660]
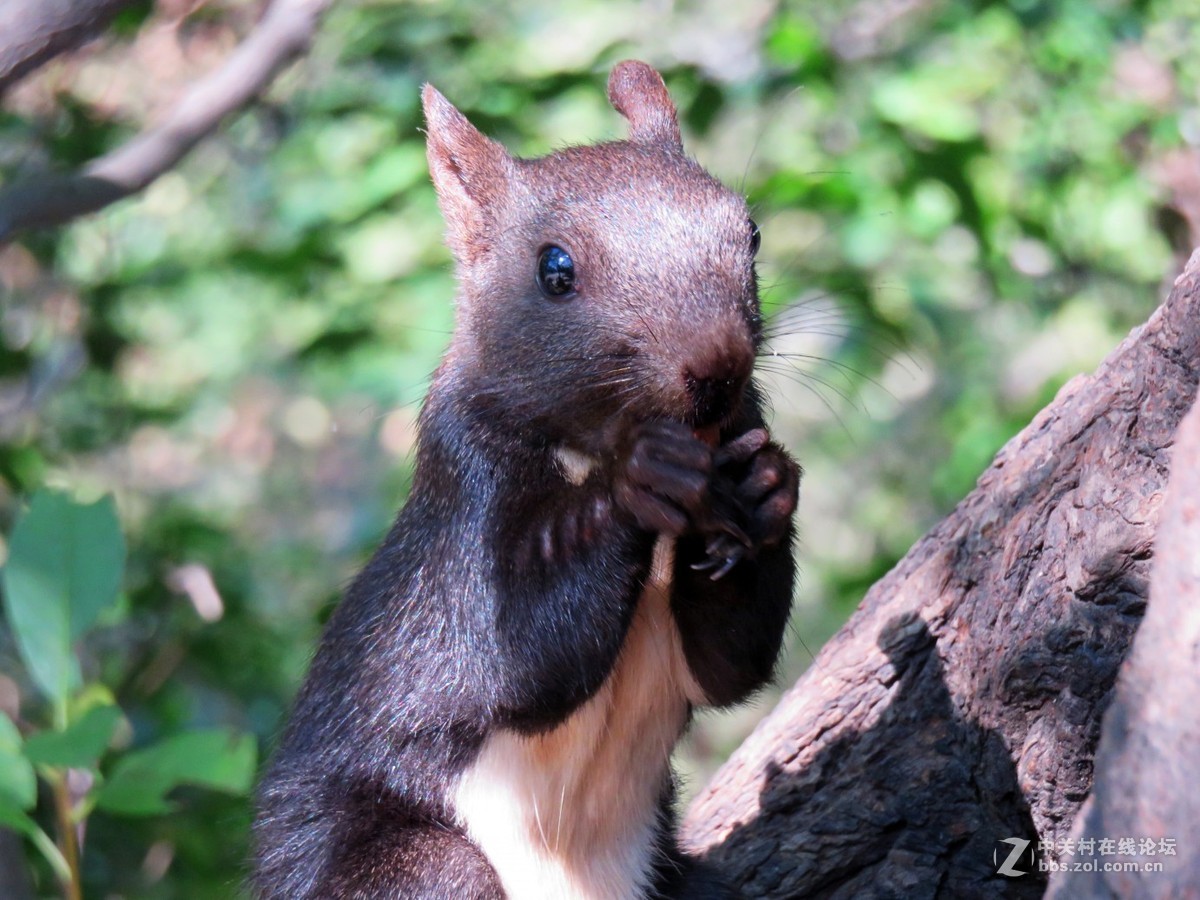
[2, 0, 1197, 895]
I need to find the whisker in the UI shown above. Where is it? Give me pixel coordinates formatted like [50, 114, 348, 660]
[760, 350, 898, 403]
[756, 362, 854, 438]
[757, 356, 861, 411]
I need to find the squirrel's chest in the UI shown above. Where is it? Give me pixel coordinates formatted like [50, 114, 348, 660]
[452, 538, 706, 900]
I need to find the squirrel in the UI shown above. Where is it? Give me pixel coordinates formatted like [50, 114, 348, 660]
[252, 60, 800, 900]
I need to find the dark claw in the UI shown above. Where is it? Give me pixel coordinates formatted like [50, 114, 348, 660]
[690, 546, 743, 580]
[708, 554, 741, 580]
[690, 533, 747, 580]
[705, 532, 744, 560]
[708, 517, 752, 551]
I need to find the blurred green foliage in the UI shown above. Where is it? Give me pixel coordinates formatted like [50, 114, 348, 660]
[0, 490, 255, 896]
[1, 0, 1196, 895]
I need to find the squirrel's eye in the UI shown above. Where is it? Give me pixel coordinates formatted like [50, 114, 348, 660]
[537, 245, 576, 298]
[748, 219, 761, 257]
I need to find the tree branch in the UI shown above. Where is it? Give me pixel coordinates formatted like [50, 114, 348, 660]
[0, 0, 334, 244]
[1046, 384, 1200, 897]
[684, 251, 1200, 897]
[0, 0, 141, 96]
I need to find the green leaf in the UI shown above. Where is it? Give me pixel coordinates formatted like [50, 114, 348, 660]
[24, 705, 122, 769]
[0, 798, 39, 837]
[0, 713, 35, 812]
[96, 729, 257, 816]
[0, 490, 126, 707]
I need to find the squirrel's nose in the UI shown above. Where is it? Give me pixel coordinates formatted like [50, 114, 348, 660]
[684, 365, 747, 427]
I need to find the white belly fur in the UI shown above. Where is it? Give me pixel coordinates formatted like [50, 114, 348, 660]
[453, 538, 708, 900]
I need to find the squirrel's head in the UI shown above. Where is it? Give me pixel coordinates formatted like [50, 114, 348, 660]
[422, 61, 761, 450]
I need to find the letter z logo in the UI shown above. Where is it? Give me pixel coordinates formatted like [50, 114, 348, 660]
[994, 837, 1031, 877]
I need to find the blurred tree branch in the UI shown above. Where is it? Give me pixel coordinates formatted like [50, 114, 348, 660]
[0, 0, 333, 245]
[0, 0, 141, 95]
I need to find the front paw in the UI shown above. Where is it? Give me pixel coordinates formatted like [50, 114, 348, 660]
[689, 429, 799, 578]
[613, 420, 714, 536]
[716, 428, 800, 549]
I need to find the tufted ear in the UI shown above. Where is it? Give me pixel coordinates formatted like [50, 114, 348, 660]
[606, 60, 682, 147]
[422, 84, 516, 263]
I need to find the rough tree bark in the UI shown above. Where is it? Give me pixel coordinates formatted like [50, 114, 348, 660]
[683, 251, 1200, 898]
[1046, 355, 1200, 899]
